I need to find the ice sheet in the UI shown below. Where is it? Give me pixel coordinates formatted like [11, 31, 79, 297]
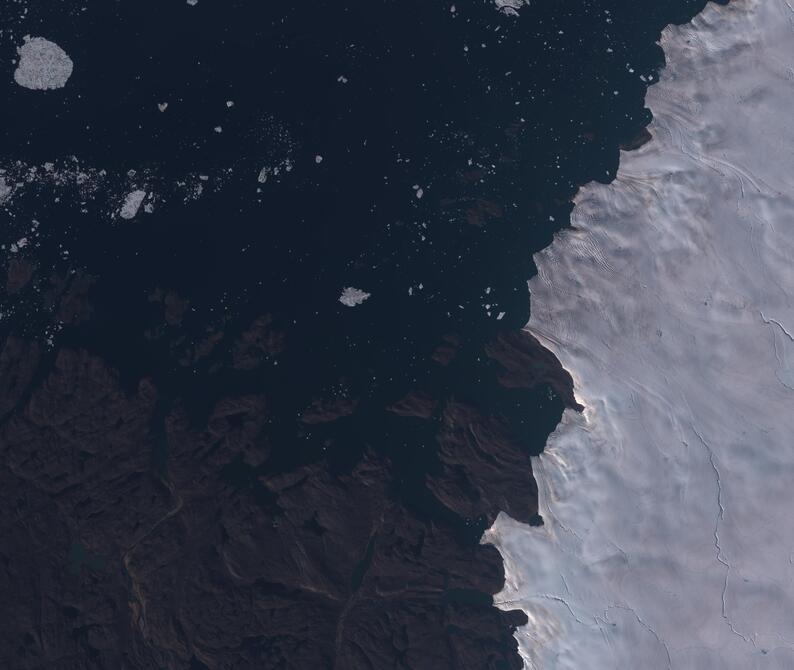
[485, 1, 794, 667]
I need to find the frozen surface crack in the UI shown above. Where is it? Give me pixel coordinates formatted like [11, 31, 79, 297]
[761, 311, 794, 342]
[690, 424, 754, 645]
[603, 604, 672, 670]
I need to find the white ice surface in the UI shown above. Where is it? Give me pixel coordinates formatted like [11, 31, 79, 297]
[495, 0, 527, 16]
[484, 0, 794, 667]
[14, 36, 73, 90]
[338, 286, 371, 307]
[119, 189, 147, 220]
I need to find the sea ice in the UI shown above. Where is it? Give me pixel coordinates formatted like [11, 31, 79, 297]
[14, 36, 73, 90]
[495, 0, 526, 17]
[119, 190, 147, 220]
[339, 287, 370, 307]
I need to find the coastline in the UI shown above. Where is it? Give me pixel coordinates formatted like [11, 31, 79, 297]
[486, 0, 794, 666]
[0, 1, 758, 667]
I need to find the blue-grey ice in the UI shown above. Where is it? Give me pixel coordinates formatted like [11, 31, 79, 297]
[339, 287, 370, 307]
[119, 190, 147, 220]
[14, 36, 73, 90]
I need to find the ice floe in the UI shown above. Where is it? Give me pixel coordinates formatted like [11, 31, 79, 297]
[14, 36, 73, 90]
[339, 287, 370, 307]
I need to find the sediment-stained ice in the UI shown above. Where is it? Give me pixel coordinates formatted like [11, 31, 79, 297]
[485, 0, 794, 667]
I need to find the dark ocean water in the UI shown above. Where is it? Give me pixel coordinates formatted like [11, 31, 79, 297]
[2, 0, 710, 462]
[0, 1, 725, 668]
